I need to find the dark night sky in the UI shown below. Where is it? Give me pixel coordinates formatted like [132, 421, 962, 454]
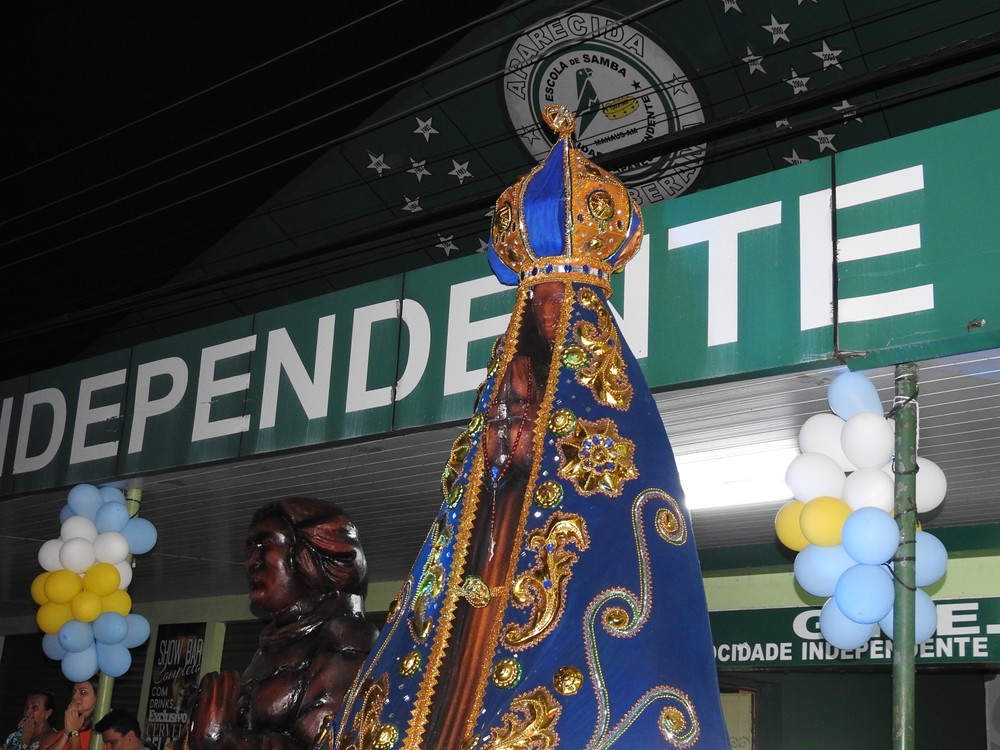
[0, 2, 506, 379]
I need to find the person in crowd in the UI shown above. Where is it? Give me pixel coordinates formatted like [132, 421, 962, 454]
[46, 681, 96, 750]
[94, 709, 145, 750]
[186, 497, 378, 750]
[15, 692, 59, 750]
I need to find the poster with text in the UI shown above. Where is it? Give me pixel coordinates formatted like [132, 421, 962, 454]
[144, 622, 206, 750]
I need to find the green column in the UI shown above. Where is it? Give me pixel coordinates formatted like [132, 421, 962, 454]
[892, 364, 918, 750]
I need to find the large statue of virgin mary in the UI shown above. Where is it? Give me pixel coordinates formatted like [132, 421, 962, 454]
[334, 104, 729, 749]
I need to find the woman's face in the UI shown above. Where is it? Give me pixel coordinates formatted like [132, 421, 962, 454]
[70, 682, 95, 717]
[245, 517, 318, 619]
[23, 695, 52, 724]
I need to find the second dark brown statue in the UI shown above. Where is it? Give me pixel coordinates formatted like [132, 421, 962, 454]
[186, 498, 377, 750]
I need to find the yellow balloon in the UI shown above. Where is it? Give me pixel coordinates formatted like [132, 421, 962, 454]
[31, 572, 51, 605]
[71, 591, 103, 623]
[44, 569, 84, 605]
[36, 602, 73, 634]
[799, 495, 852, 546]
[83, 562, 121, 597]
[774, 500, 809, 551]
[101, 589, 132, 616]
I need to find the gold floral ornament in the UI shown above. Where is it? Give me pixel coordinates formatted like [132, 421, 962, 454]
[533, 480, 563, 510]
[571, 288, 633, 410]
[441, 429, 472, 501]
[337, 675, 398, 750]
[480, 687, 562, 750]
[461, 574, 493, 608]
[504, 513, 590, 650]
[399, 650, 422, 678]
[492, 657, 522, 689]
[552, 666, 584, 696]
[556, 418, 638, 497]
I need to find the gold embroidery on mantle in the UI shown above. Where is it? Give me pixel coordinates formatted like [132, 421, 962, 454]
[571, 288, 633, 410]
[504, 513, 590, 651]
[337, 674, 398, 750]
[409, 515, 450, 641]
[480, 687, 562, 750]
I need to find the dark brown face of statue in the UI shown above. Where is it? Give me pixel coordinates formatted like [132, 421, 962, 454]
[245, 517, 322, 623]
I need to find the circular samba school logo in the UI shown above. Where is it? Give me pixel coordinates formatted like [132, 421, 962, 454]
[503, 11, 706, 205]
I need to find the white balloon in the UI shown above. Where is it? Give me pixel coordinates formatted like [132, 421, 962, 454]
[841, 412, 895, 469]
[59, 537, 96, 573]
[916, 457, 947, 513]
[785, 451, 846, 502]
[38, 538, 65, 572]
[61, 515, 99, 543]
[843, 468, 894, 513]
[94, 532, 130, 565]
[114, 560, 133, 589]
[798, 413, 855, 471]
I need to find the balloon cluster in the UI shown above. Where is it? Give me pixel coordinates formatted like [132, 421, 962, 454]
[31, 484, 156, 681]
[775, 372, 948, 650]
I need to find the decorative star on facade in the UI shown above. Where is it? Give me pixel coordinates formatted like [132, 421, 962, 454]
[775, 118, 791, 128]
[367, 152, 390, 176]
[722, 0, 742, 13]
[631, 80, 642, 90]
[833, 100, 863, 123]
[414, 116, 439, 142]
[810, 129, 837, 153]
[813, 40, 844, 69]
[785, 68, 810, 94]
[763, 14, 790, 44]
[436, 234, 459, 256]
[741, 46, 765, 75]
[783, 149, 809, 165]
[521, 127, 542, 146]
[667, 74, 689, 95]
[798, 0, 818, 5]
[408, 158, 431, 182]
[476, 238, 489, 254]
[402, 196, 422, 213]
[449, 159, 473, 184]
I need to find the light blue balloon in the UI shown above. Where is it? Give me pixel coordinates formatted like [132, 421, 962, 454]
[123, 614, 151, 649]
[828, 372, 883, 420]
[61, 645, 98, 683]
[122, 517, 157, 555]
[96, 642, 132, 678]
[95, 502, 130, 534]
[67, 484, 104, 520]
[92, 612, 128, 645]
[42, 633, 67, 661]
[820, 597, 876, 650]
[835, 564, 895, 624]
[99, 486, 126, 505]
[59, 504, 75, 524]
[842, 507, 899, 565]
[914, 531, 948, 587]
[878, 588, 939, 644]
[794, 544, 856, 598]
[57, 620, 95, 653]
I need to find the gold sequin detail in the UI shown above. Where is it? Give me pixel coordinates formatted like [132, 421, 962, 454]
[399, 650, 422, 678]
[468, 413, 485, 437]
[656, 506, 687, 545]
[660, 707, 686, 735]
[493, 203, 513, 243]
[556, 417, 638, 497]
[447, 482, 465, 509]
[480, 687, 561, 750]
[571, 288, 633, 410]
[461, 575, 492, 608]
[602, 606, 629, 632]
[587, 189, 615, 228]
[560, 344, 589, 370]
[386, 598, 399, 622]
[492, 658, 522, 689]
[533, 481, 563, 509]
[548, 408, 577, 437]
[410, 516, 449, 641]
[552, 666, 583, 696]
[442, 430, 472, 500]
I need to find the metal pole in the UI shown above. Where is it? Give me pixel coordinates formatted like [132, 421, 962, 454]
[892, 364, 918, 750]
